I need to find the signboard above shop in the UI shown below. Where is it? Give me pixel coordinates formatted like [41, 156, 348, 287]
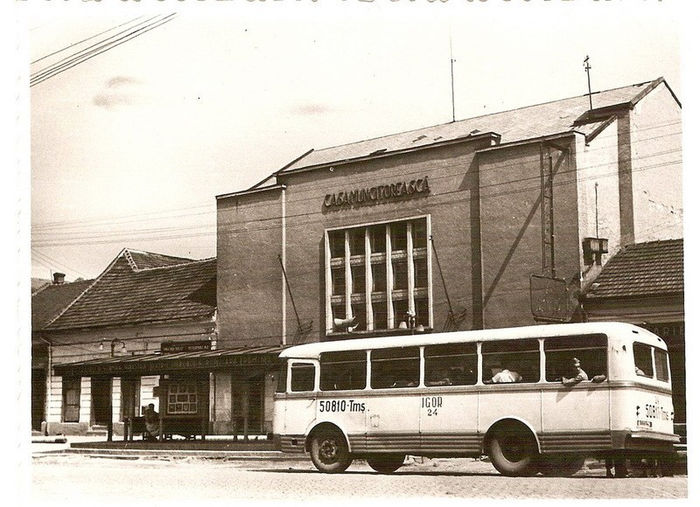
[161, 340, 212, 353]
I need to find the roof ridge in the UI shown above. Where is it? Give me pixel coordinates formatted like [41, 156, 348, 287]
[44, 248, 133, 329]
[303, 79, 656, 156]
[130, 256, 216, 273]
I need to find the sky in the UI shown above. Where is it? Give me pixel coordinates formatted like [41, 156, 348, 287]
[25, 1, 685, 281]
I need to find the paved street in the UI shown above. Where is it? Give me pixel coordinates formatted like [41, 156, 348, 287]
[31, 453, 687, 503]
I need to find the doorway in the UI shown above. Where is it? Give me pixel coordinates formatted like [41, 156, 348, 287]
[31, 369, 46, 431]
[91, 377, 112, 426]
[232, 375, 265, 437]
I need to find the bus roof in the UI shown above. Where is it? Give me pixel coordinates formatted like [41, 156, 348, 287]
[278, 322, 666, 359]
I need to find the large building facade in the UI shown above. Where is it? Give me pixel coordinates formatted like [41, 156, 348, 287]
[216, 78, 682, 351]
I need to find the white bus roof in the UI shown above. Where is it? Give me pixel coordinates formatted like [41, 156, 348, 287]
[279, 322, 666, 359]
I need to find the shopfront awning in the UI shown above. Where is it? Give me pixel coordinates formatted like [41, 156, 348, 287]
[53, 345, 284, 377]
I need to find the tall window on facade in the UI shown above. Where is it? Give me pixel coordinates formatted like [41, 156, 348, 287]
[62, 377, 81, 423]
[326, 217, 431, 334]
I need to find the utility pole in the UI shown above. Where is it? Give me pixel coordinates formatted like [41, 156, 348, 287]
[584, 55, 593, 110]
[450, 33, 456, 122]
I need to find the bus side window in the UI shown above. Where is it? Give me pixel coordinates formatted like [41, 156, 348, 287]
[482, 339, 539, 383]
[543, 334, 607, 382]
[320, 350, 367, 391]
[370, 347, 420, 389]
[425, 343, 477, 386]
[633, 343, 654, 378]
[290, 363, 316, 392]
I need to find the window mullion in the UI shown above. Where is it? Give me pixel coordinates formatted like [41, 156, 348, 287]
[324, 231, 333, 334]
[385, 224, 394, 328]
[365, 227, 373, 331]
[344, 231, 352, 319]
[407, 221, 415, 315]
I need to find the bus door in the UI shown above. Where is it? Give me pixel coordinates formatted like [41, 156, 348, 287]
[317, 351, 368, 452]
[419, 343, 480, 454]
[286, 361, 318, 436]
[540, 335, 610, 450]
[366, 347, 421, 454]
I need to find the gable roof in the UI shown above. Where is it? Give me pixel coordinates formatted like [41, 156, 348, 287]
[582, 239, 684, 300]
[273, 78, 675, 176]
[32, 279, 94, 331]
[44, 249, 216, 331]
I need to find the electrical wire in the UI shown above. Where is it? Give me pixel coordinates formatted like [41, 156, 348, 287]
[30, 14, 177, 87]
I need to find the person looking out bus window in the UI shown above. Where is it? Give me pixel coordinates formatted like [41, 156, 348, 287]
[561, 357, 588, 386]
[489, 361, 521, 383]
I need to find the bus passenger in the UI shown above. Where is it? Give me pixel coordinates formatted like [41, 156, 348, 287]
[561, 357, 588, 386]
[489, 361, 521, 383]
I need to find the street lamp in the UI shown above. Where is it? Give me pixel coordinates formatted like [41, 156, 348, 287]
[100, 338, 127, 357]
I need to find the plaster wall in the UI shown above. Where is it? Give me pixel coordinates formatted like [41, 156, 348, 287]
[575, 122, 621, 288]
[478, 138, 581, 327]
[630, 84, 683, 242]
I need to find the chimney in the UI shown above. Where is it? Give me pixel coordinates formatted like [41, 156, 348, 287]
[53, 272, 66, 285]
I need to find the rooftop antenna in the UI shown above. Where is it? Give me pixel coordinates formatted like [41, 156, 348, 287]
[450, 32, 456, 122]
[583, 55, 593, 110]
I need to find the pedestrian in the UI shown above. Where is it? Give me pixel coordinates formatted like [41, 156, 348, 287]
[144, 403, 159, 441]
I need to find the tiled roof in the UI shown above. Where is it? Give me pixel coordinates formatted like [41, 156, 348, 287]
[583, 239, 684, 300]
[45, 249, 216, 331]
[278, 78, 670, 174]
[32, 279, 94, 330]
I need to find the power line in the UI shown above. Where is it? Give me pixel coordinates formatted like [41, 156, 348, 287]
[31, 15, 146, 65]
[30, 154, 683, 247]
[30, 14, 177, 87]
[30, 118, 681, 234]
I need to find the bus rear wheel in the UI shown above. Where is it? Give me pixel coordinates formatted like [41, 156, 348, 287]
[537, 454, 586, 477]
[309, 428, 352, 474]
[487, 426, 538, 477]
[366, 454, 405, 474]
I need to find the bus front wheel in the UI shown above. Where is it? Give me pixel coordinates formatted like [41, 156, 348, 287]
[487, 426, 538, 477]
[366, 454, 405, 474]
[309, 428, 352, 474]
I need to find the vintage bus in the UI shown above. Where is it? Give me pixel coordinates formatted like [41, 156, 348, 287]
[272, 322, 678, 476]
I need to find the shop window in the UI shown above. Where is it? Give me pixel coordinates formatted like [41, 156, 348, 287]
[167, 383, 198, 415]
[371, 347, 420, 389]
[654, 348, 670, 382]
[544, 334, 607, 382]
[320, 351, 367, 391]
[482, 339, 540, 383]
[326, 217, 431, 333]
[425, 343, 477, 386]
[62, 377, 80, 423]
[290, 363, 315, 392]
[633, 343, 654, 378]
